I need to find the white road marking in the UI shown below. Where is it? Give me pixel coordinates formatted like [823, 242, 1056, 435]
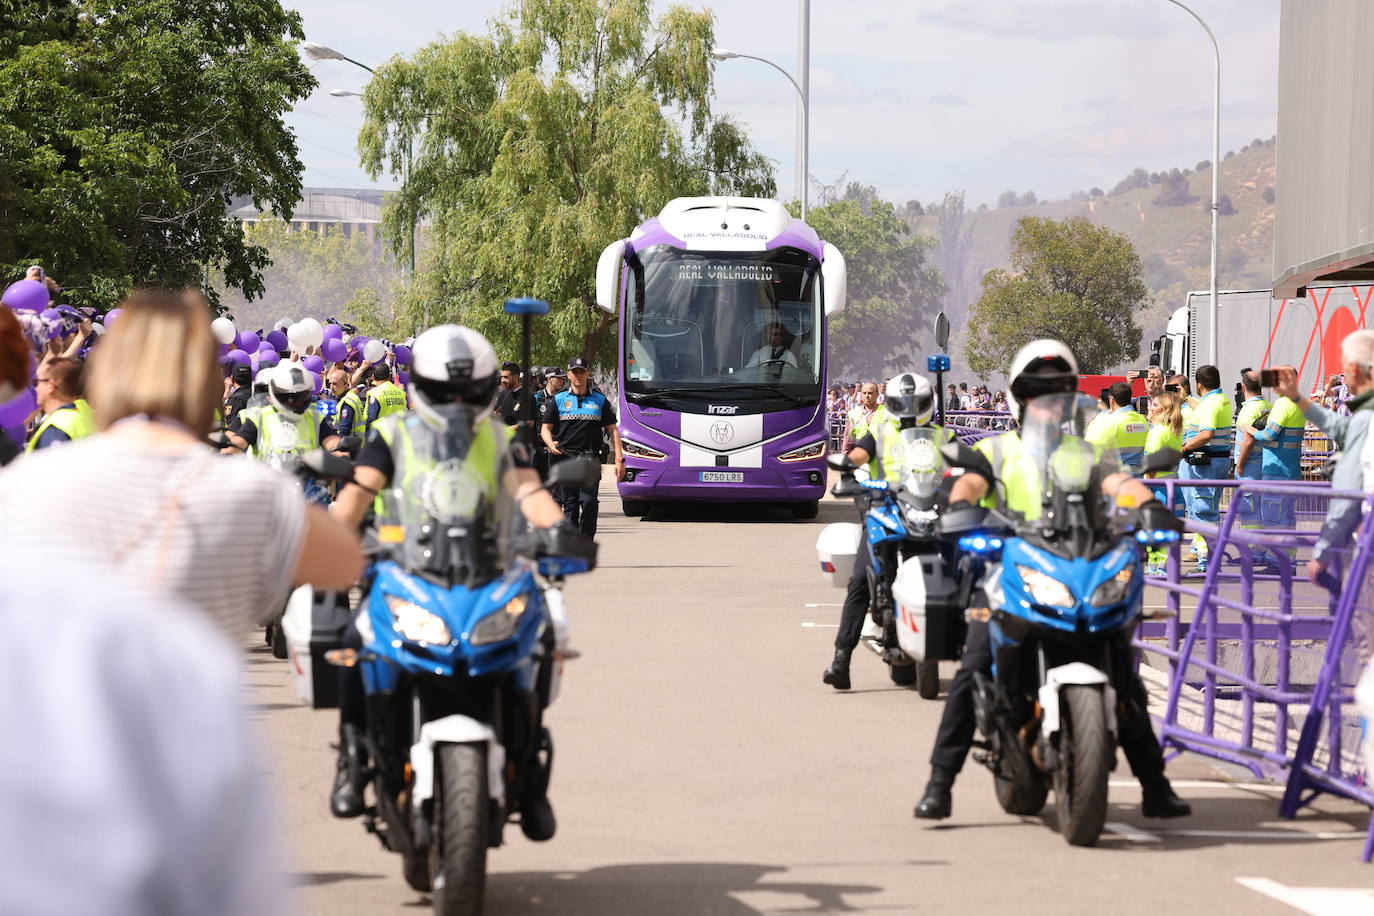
[1108, 779, 1284, 792]
[1235, 877, 1374, 916]
[1104, 822, 1162, 843]
[801, 622, 839, 628]
[804, 602, 842, 607]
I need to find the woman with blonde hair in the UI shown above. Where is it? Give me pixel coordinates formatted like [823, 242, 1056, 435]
[1143, 390, 1185, 575]
[0, 288, 362, 642]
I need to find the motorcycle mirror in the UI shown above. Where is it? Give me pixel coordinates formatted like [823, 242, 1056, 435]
[302, 448, 356, 481]
[826, 452, 855, 472]
[338, 435, 363, 457]
[1140, 447, 1181, 475]
[546, 455, 600, 489]
[207, 431, 231, 449]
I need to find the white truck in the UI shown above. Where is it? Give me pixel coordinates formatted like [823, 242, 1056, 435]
[1151, 286, 1374, 395]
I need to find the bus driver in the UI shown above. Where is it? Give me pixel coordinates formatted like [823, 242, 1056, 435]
[745, 323, 797, 369]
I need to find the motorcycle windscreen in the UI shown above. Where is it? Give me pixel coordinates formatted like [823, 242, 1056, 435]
[1017, 392, 1126, 533]
[895, 427, 946, 500]
[379, 414, 520, 582]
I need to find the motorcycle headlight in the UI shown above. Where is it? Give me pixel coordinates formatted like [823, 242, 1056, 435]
[1016, 565, 1075, 608]
[622, 438, 667, 460]
[470, 595, 531, 646]
[777, 439, 827, 462]
[385, 594, 452, 645]
[901, 502, 938, 531]
[1089, 566, 1135, 607]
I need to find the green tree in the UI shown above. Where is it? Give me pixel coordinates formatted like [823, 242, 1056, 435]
[215, 221, 402, 333]
[0, 1, 314, 309]
[801, 196, 942, 379]
[357, 0, 774, 365]
[965, 216, 1147, 375]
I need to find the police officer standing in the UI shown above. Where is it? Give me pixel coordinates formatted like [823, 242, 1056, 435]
[1088, 381, 1149, 472]
[540, 357, 624, 537]
[223, 363, 253, 429]
[1232, 371, 1271, 534]
[1178, 365, 1234, 573]
[532, 366, 566, 479]
[1246, 365, 1305, 567]
[362, 363, 408, 439]
[913, 339, 1190, 822]
[27, 357, 94, 452]
[823, 373, 946, 689]
[327, 366, 365, 440]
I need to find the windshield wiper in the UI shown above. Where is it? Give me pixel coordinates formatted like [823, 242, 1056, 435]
[706, 383, 812, 407]
[628, 383, 813, 407]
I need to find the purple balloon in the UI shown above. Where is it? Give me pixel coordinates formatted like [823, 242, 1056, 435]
[235, 331, 260, 354]
[321, 338, 347, 363]
[303, 355, 324, 374]
[2, 279, 50, 313]
[225, 348, 250, 367]
[397, 371, 410, 388]
[322, 323, 344, 341]
[104, 307, 124, 328]
[0, 387, 36, 443]
[265, 329, 289, 352]
[309, 370, 323, 395]
[39, 308, 62, 321]
[393, 344, 412, 366]
[258, 349, 280, 368]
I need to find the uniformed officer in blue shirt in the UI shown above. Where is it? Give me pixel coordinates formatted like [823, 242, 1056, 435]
[539, 357, 624, 537]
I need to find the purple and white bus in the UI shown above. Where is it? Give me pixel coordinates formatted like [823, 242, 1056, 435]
[593, 197, 847, 518]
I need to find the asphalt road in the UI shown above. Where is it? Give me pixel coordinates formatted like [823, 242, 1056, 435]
[249, 481, 1374, 915]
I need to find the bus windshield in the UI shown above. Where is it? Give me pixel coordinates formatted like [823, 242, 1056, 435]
[625, 246, 821, 401]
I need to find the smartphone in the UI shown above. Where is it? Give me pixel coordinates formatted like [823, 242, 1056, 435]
[1165, 384, 1180, 392]
[1260, 369, 1279, 388]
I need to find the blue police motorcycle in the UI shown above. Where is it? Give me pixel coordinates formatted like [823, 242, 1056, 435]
[303, 447, 598, 916]
[823, 426, 963, 697]
[940, 393, 1181, 846]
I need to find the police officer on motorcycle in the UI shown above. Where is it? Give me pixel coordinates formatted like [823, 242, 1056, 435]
[226, 362, 340, 461]
[913, 340, 1191, 821]
[328, 324, 579, 838]
[823, 372, 948, 689]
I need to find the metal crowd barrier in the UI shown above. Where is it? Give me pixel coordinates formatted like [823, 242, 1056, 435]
[1136, 478, 1374, 861]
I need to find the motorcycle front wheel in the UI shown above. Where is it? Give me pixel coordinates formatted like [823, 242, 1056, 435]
[431, 742, 490, 916]
[916, 659, 940, 699]
[1054, 685, 1111, 847]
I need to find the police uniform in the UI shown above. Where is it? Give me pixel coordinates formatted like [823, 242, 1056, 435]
[1251, 395, 1305, 538]
[26, 399, 95, 452]
[926, 428, 1175, 796]
[1233, 394, 1271, 528]
[540, 384, 616, 537]
[363, 380, 409, 439]
[1179, 388, 1233, 525]
[833, 417, 951, 656]
[1089, 405, 1149, 472]
[335, 387, 365, 439]
[233, 404, 336, 466]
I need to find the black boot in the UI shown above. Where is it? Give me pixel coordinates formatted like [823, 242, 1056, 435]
[1141, 779, 1191, 819]
[330, 724, 367, 819]
[520, 794, 557, 842]
[822, 648, 852, 690]
[913, 768, 954, 820]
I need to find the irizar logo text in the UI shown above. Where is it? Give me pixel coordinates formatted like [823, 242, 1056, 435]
[707, 404, 739, 415]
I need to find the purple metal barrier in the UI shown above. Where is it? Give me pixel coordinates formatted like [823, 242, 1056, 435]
[1135, 478, 1374, 860]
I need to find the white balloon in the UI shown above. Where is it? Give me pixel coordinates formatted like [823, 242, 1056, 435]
[286, 322, 308, 350]
[210, 316, 236, 345]
[363, 339, 387, 363]
[298, 317, 324, 349]
[275, 316, 292, 331]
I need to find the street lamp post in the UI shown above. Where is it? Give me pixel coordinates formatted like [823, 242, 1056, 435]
[712, 49, 809, 220]
[1164, 0, 1220, 368]
[308, 42, 418, 319]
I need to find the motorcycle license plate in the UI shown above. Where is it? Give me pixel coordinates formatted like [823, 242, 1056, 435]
[699, 471, 744, 483]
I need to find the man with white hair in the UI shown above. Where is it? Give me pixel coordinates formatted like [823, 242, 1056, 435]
[1273, 328, 1374, 584]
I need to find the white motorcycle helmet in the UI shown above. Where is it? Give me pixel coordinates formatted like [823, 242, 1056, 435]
[884, 372, 935, 426]
[408, 324, 500, 430]
[1007, 338, 1079, 424]
[268, 362, 314, 420]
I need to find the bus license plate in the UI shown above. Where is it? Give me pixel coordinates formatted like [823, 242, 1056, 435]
[699, 471, 744, 483]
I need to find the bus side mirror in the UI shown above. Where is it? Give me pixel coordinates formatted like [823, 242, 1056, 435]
[822, 242, 847, 316]
[595, 239, 627, 314]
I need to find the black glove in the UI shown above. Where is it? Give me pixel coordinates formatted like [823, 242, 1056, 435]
[534, 521, 598, 568]
[1137, 499, 1184, 533]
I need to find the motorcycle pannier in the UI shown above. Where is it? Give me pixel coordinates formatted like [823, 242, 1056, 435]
[815, 523, 862, 589]
[891, 551, 964, 661]
[281, 586, 353, 708]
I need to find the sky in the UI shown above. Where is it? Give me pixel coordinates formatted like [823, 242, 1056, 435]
[287, 0, 1280, 208]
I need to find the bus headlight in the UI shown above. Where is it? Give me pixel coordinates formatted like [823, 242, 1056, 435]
[778, 440, 827, 462]
[471, 595, 531, 645]
[385, 594, 452, 645]
[622, 438, 667, 460]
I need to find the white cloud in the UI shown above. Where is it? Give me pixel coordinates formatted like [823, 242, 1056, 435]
[917, 1, 1172, 43]
[928, 93, 970, 107]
